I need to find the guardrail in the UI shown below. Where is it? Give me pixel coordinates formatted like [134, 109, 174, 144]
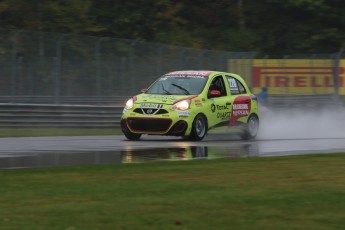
[0, 103, 123, 128]
[0, 95, 343, 129]
[0, 96, 129, 106]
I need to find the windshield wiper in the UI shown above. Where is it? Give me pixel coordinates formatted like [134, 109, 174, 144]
[161, 83, 171, 95]
[171, 83, 190, 95]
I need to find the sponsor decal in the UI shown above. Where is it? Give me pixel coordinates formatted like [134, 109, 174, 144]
[164, 71, 211, 77]
[249, 59, 345, 95]
[215, 104, 231, 121]
[211, 104, 230, 112]
[211, 104, 216, 112]
[202, 98, 206, 103]
[230, 96, 251, 125]
[141, 94, 178, 102]
[194, 99, 202, 107]
[217, 112, 231, 121]
[253, 66, 345, 88]
[233, 107, 249, 116]
[233, 104, 249, 110]
[211, 103, 231, 120]
[178, 111, 190, 117]
[215, 104, 230, 110]
[165, 75, 205, 79]
[140, 103, 163, 109]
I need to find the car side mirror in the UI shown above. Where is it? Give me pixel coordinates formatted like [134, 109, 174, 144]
[141, 88, 148, 93]
[209, 90, 221, 97]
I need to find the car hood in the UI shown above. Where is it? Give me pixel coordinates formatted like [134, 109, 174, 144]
[135, 94, 194, 105]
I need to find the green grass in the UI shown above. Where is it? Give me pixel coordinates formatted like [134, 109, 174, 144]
[1, 153, 345, 230]
[0, 128, 122, 137]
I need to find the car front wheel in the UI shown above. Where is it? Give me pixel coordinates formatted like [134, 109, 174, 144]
[121, 119, 142, 140]
[123, 131, 142, 141]
[189, 114, 207, 141]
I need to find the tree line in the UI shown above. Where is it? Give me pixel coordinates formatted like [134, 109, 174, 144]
[1, 0, 344, 54]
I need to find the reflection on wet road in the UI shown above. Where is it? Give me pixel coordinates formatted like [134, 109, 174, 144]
[122, 144, 259, 163]
[1, 135, 345, 169]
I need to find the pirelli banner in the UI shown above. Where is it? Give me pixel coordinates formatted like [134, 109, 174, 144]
[228, 59, 345, 95]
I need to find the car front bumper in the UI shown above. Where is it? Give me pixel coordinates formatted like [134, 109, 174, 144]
[121, 108, 195, 136]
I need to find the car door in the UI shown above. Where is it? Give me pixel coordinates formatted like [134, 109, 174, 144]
[204, 75, 232, 128]
[226, 75, 251, 126]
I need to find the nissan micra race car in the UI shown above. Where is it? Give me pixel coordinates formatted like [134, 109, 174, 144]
[121, 70, 259, 141]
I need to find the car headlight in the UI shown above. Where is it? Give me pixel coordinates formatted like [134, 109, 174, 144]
[125, 98, 134, 110]
[171, 99, 190, 111]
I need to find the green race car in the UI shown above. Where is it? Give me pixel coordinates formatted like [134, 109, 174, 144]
[121, 70, 259, 141]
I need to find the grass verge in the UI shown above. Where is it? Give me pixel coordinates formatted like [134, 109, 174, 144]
[1, 153, 345, 229]
[0, 128, 122, 137]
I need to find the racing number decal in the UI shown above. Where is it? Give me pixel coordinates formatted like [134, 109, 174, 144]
[229, 96, 251, 125]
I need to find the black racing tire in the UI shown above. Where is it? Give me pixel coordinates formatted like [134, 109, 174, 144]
[121, 119, 141, 140]
[123, 131, 142, 141]
[189, 114, 207, 141]
[241, 115, 259, 140]
[191, 146, 208, 158]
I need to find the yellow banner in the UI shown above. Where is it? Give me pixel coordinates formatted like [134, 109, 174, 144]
[228, 59, 345, 95]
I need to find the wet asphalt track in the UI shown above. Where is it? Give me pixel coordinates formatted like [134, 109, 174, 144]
[1, 134, 345, 169]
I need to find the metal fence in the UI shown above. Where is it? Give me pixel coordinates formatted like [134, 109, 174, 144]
[0, 29, 343, 105]
[0, 29, 255, 104]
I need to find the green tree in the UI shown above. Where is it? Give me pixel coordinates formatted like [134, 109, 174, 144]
[0, 0, 98, 33]
[1, 0, 344, 54]
[246, 0, 345, 54]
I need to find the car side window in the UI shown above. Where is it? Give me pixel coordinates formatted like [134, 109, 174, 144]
[209, 76, 227, 96]
[237, 81, 246, 94]
[227, 76, 247, 95]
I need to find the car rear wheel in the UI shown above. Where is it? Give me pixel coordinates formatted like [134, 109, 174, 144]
[241, 115, 259, 140]
[189, 114, 207, 141]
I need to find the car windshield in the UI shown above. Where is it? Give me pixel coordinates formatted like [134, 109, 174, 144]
[146, 75, 208, 95]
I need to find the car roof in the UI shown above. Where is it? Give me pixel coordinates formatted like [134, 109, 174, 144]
[164, 70, 242, 77]
[164, 70, 213, 77]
